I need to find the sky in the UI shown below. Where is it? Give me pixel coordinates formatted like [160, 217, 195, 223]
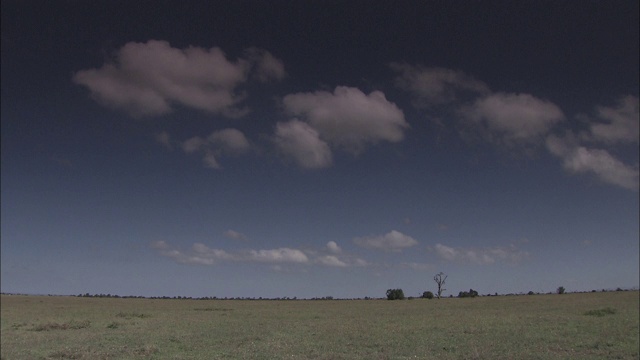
[1, 1, 638, 299]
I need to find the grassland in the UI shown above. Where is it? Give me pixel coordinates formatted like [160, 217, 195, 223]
[1, 291, 638, 359]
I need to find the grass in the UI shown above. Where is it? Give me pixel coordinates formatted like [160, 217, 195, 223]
[1, 291, 638, 359]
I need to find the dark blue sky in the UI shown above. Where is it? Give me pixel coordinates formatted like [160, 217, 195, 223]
[2, 1, 638, 298]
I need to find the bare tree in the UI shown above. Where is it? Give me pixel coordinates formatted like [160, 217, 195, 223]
[433, 272, 447, 299]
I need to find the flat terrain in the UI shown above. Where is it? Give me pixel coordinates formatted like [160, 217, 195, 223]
[1, 291, 638, 359]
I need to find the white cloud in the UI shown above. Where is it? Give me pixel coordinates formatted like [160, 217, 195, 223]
[391, 63, 490, 105]
[317, 255, 348, 267]
[546, 135, 639, 191]
[326, 241, 342, 254]
[461, 92, 565, 144]
[224, 229, 248, 241]
[182, 136, 207, 153]
[152, 242, 309, 266]
[73, 40, 284, 117]
[589, 95, 639, 144]
[353, 230, 418, 252]
[274, 120, 333, 169]
[434, 243, 528, 265]
[248, 248, 309, 264]
[207, 128, 251, 154]
[202, 150, 221, 169]
[283, 86, 408, 152]
[182, 128, 250, 169]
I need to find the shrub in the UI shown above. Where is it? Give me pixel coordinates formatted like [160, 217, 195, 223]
[422, 291, 434, 299]
[557, 286, 566, 295]
[386, 289, 405, 300]
[458, 289, 479, 298]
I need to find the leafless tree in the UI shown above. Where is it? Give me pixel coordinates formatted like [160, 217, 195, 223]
[433, 272, 447, 299]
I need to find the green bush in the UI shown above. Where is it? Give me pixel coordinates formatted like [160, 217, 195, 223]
[458, 289, 479, 298]
[386, 289, 405, 300]
[422, 291, 434, 299]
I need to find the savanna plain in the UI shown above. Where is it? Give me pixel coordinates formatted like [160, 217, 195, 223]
[1, 291, 638, 359]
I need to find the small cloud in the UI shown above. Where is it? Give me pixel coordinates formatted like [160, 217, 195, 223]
[326, 241, 342, 254]
[73, 40, 251, 117]
[317, 255, 348, 267]
[434, 243, 529, 265]
[460, 92, 565, 145]
[182, 136, 207, 153]
[207, 128, 251, 154]
[546, 135, 639, 191]
[282, 86, 408, 153]
[224, 229, 248, 241]
[589, 95, 639, 144]
[245, 47, 286, 82]
[182, 128, 251, 169]
[353, 230, 419, 252]
[274, 119, 333, 169]
[248, 248, 309, 264]
[391, 63, 490, 106]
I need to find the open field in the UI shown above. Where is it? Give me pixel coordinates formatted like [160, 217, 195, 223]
[1, 291, 638, 359]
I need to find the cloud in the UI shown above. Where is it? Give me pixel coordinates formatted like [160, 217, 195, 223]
[274, 120, 333, 169]
[589, 95, 639, 144]
[245, 47, 286, 82]
[248, 248, 309, 264]
[283, 86, 408, 152]
[461, 92, 565, 144]
[151, 242, 309, 266]
[317, 255, 348, 267]
[546, 135, 639, 191]
[434, 243, 529, 265]
[224, 229, 248, 241]
[326, 241, 342, 254]
[73, 40, 284, 117]
[391, 63, 490, 105]
[182, 128, 251, 169]
[353, 230, 418, 252]
[151, 240, 369, 269]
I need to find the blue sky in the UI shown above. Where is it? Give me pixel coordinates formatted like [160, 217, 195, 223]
[1, 1, 638, 299]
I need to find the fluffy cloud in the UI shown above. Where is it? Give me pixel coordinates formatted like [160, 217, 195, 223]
[353, 230, 418, 252]
[283, 86, 408, 152]
[317, 255, 348, 267]
[434, 243, 528, 265]
[248, 248, 309, 264]
[546, 135, 639, 191]
[326, 241, 342, 254]
[274, 120, 333, 169]
[461, 92, 565, 144]
[391, 63, 490, 105]
[589, 95, 639, 144]
[182, 128, 250, 169]
[151, 240, 370, 268]
[73, 40, 284, 117]
[152, 242, 308, 265]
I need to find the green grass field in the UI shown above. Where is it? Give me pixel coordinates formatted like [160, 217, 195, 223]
[1, 291, 638, 359]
